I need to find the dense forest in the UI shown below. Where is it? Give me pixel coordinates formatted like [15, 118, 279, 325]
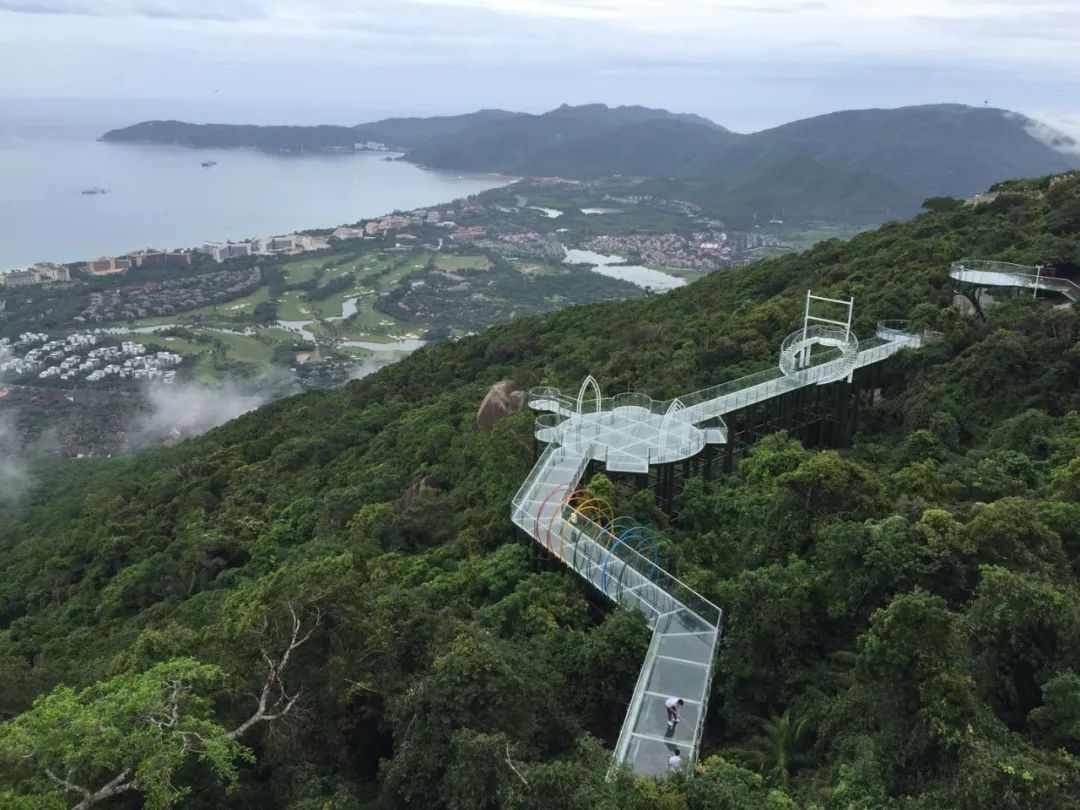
[1, 172, 1080, 809]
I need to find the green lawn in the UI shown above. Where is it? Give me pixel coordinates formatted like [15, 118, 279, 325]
[646, 265, 713, 281]
[123, 286, 271, 330]
[279, 256, 410, 322]
[258, 326, 303, 343]
[190, 329, 276, 365]
[115, 249, 424, 353]
[123, 329, 280, 368]
[277, 290, 320, 321]
[123, 333, 210, 357]
[335, 345, 374, 358]
[512, 260, 563, 277]
[435, 254, 492, 271]
[279, 257, 326, 285]
[308, 311, 417, 341]
[280, 254, 370, 285]
[173, 286, 270, 320]
[193, 354, 218, 383]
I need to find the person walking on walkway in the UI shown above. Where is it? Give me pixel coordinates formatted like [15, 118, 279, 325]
[665, 696, 684, 731]
[668, 748, 682, 771]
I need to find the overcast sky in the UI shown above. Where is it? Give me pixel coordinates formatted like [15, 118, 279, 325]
[2, 0, 1079, 133]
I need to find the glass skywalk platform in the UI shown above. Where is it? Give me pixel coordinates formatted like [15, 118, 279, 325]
[510, 300, 924, 777]
[950, 258, 1079, 302]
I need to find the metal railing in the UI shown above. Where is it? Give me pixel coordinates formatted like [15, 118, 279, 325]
[509, 443, 588, 526]
[875, 319, 922, 345]
[778, 324, 858, 379]
[539, 498, 722, 629]
[531, 323, 920, 452]
[610, 612, 670, 771]
[950, 259, 1079, 302]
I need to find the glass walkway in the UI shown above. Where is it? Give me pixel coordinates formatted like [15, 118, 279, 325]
[950, 258, 1079, 302]
[510, 300, 925, 777]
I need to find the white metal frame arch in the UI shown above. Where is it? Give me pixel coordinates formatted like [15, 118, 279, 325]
[660, 398, 689, 458]
[576, 374, 602, 414]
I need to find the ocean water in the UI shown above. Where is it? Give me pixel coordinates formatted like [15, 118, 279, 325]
[0, 99, 509, 271]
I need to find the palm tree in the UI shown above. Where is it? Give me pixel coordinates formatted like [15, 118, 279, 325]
[730, 709, 813, 788]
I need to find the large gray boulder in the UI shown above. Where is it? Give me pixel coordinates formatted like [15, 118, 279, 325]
[476, 380, 527, 432]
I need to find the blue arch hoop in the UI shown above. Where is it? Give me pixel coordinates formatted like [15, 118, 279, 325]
[599, 517, 661, 599]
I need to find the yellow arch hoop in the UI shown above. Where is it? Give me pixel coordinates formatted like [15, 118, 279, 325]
[546, 490, 615, 561]
[544, 489, 609, 550]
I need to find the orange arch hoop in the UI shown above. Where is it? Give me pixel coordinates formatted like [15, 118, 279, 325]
[533, 482, 573, 544]
[544, 489, 615, 561]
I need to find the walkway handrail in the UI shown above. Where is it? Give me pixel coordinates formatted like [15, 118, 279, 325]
[562, 503, 723, 628]
[778, 323, 858, 377]
[510, 443, 583, 524]
[950, 259, 1079, 302]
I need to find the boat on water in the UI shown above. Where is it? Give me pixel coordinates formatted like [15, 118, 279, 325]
[81, 187, 108, 195]
[201, 160, 218, 168]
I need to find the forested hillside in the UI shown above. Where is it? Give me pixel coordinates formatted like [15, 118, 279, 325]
[2, 173, 1080, 809]
[407, 105, 1078, 222]
[102, 104, 1080, 224]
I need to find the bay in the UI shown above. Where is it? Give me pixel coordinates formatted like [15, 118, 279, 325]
[0, 102, 510, 272]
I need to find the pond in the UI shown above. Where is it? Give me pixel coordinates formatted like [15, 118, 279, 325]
[562, 248, 685, 291]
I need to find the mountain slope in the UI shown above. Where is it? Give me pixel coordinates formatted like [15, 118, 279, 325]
[102, 103, 1080, 222]
[408, 103, 1078, 219]
[2, 172, 1080, 808]
[741, 104, 1079, 198]
[409, 114, 736, 177]
[633, 154, 924, 222]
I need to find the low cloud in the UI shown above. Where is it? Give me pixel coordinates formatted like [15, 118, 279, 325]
[1025, 112, 1080, 156]
[0, 410, 29, 504]
[126, 378, 283, 450]
[0, 0, 268, 21]
[347, 355, 397, 381]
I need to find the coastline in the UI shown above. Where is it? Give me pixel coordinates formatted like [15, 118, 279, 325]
[0, 139, 516, 273]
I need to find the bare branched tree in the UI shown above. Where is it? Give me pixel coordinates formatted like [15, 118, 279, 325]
[43, 604, 321, 809]
[229, 605, 321, 740]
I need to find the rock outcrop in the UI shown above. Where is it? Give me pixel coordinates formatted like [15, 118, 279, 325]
[476, 380, 527, 432]
[397, 474, 442, 512]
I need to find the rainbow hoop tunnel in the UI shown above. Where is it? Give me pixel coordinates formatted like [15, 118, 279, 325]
[533, 481, 663, 602]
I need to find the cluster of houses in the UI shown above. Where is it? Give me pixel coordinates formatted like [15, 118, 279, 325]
[81, 266, 262, 323]
[600, 193, 703, 217]
[0, 332, 181, 385]
[0, 264, 71, 289]
[331, 209, 445, 242]
[475, 232, 566, 260]
[85, 250, 193, 276]
[80, 236, 330, 271]
[202, 233, 329, 263]
[585, 232, 730, 270]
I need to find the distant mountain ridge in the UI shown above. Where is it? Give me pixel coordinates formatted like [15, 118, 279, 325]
[102, 109, 522, 152]
[102, 103, 1080, 223]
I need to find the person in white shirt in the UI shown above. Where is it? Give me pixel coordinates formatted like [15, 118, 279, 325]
[665, 696, 684, 730]
[668, 748, 682, 771]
